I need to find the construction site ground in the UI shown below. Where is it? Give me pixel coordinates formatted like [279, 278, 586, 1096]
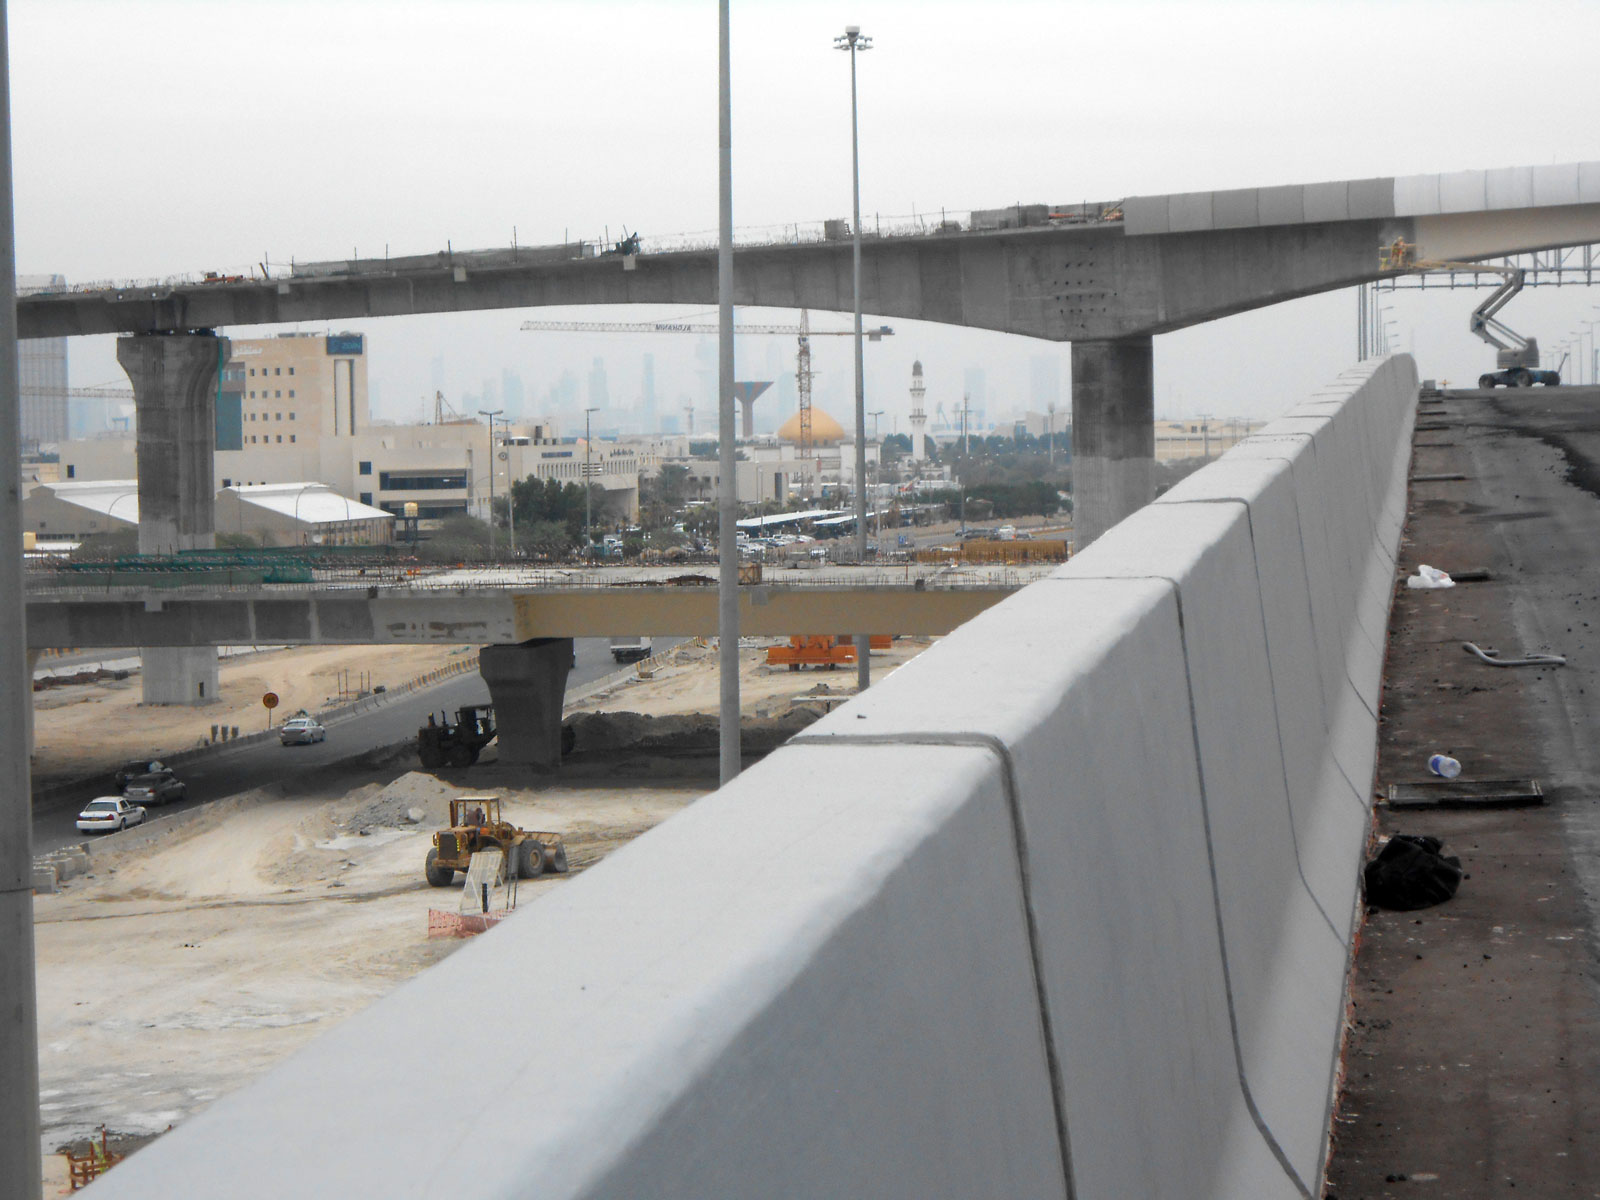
[1325, 386, 1600, 1198]
[32, 636, 934, 1196]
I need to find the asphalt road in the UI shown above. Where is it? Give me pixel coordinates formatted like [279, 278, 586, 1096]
[34, 636, 681, 855]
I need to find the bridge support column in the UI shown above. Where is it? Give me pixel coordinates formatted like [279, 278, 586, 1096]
[479, 639, 574, 770]
[1070, 335, 1154, 549]
[119, 332, 229, 705]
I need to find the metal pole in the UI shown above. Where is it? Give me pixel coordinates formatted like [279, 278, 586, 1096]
[716, 0, 741, 785]
[0, 5, 43, 1193]
[837, 25, 872, 692]
[584, 406, 597, 551]
[479, 408, 501, 557]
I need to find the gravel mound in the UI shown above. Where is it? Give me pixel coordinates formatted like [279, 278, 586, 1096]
[340, 771, 458, 832]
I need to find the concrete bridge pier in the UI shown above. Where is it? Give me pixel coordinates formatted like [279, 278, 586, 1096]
[478, 639, 575, 769]
[118, 332, 230, 705]
[1070, 335, 1155, 548]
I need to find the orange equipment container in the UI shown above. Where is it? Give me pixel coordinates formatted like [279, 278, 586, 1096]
[766, 635, 858, 671]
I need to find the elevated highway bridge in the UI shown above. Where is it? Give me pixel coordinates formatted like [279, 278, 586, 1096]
[22, 561, 1041, 649]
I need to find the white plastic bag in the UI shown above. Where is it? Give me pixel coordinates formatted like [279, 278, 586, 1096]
[1406, 564, 1455, 590]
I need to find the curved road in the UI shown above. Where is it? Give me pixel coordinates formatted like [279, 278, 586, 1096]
[34, 637, 681, 855]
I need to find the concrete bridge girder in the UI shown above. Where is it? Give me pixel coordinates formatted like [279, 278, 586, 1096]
[22, 587, 1014, 651]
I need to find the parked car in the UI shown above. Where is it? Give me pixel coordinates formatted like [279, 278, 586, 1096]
[279, 715, 327, 746]
[122, 772, 188, 807]
[114, 759, 168, 790]
[76, 796, 147, 834]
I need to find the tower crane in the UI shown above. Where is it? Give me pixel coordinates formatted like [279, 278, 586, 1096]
[1382, 239, 1561, 388]
[519, 313, 894, 452]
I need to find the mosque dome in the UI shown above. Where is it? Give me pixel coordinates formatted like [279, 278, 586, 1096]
[777, 406, 846, 446]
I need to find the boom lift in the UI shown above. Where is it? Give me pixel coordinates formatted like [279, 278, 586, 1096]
[1381, 239, 1561, 389]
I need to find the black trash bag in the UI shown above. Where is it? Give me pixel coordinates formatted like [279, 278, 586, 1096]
[1363, 834, 1463, 911]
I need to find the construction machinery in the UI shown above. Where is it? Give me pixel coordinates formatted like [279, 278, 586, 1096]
[1382, 239, 1561, 388]
[424, 796, 569, 886]
[416, 703, 496, 768]
[767, 635, 858, 670]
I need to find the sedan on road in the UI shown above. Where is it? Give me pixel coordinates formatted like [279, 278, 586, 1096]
[278, 716, 327, 746]
[114, 759, 168, 790]
[76, 797, 147, 834]
[122, 773, 188, 807]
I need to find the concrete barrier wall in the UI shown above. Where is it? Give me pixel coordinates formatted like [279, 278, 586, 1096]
[90, 356, 1418, 1200]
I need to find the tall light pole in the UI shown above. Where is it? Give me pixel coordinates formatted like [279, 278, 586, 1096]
[583, 406, 600, 552]
[0, 7, 44, 1193]
[479, 408, 502, 557]
[835, 22, 872, 691]
[716, 0, 741, 783]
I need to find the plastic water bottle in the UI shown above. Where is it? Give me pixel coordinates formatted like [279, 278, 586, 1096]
[1428, 754, 1462, 779]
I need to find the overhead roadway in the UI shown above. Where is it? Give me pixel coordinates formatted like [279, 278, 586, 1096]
[22, 573, 1039, 650]
[18, 159, 1600, 546]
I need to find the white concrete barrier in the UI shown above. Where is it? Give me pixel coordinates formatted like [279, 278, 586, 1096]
[87, 356, 1418, 1200]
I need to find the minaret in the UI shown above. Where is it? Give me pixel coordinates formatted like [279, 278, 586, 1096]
[908, 360, 927, 462]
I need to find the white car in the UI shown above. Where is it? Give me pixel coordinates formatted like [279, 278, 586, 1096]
[76, 796, 147, 834]
[279, 716, 327, 746]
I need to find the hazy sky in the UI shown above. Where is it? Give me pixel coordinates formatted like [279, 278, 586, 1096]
[12, 0, 1600, 429]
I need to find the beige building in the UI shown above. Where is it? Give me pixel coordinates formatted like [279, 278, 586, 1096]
[1155, 418, 1265, 463]
[225, 332, 370, 450]
[57, 331, 641, 527]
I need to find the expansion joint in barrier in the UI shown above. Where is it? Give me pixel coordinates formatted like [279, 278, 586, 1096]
[789, 729, 1078, 1200]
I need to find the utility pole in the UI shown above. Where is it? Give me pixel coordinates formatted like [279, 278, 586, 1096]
[1047, 402, 1057, 469]
[478, 408, 502, 557]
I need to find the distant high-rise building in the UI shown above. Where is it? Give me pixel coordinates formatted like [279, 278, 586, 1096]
[1029, 355, 1061, 413]
[18, 275, 68, 449]
[588, 357, 610, 409]
[501, 369, 525, 419]
[962, 367, 988, 430]
[640, 354, 657, 427]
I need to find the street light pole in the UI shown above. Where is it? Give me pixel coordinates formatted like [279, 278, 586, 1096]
[836, 22, 873, 691]
[478, 409, 502, 557]
[584, 406, 599, 553]
[716, 0, 741, 784]
[0, 6, 44, 1191]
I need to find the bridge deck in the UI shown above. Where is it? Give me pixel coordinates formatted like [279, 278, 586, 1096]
[1326, 386, 1600, 1194]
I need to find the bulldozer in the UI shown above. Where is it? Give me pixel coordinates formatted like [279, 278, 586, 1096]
[424, 796, 570, 887]
[417, 703, 496, 769]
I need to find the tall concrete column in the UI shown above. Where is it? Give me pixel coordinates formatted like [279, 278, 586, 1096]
[1070, 336, 1154, 548]
[479, 639, 574, 770]
[119, 332, 228, 704]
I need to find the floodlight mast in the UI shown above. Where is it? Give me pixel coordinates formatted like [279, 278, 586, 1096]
[835, 22, 873, 690]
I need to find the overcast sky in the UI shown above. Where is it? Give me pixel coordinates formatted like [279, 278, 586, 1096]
[12, 0, 1600, 429]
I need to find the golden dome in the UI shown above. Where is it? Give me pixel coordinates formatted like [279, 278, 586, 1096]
[777, 406, 846, 446]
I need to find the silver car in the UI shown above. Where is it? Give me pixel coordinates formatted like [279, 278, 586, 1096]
[279, 716, 326, 746]
[76, 796, 147, 834]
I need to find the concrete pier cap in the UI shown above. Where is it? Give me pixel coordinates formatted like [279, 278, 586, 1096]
[478, 639, 576, 770]
[119, 331, 229, 705]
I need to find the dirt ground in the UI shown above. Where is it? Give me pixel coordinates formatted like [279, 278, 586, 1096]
[30, 643, 478, 787]
[33, 636, 933, 1195]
